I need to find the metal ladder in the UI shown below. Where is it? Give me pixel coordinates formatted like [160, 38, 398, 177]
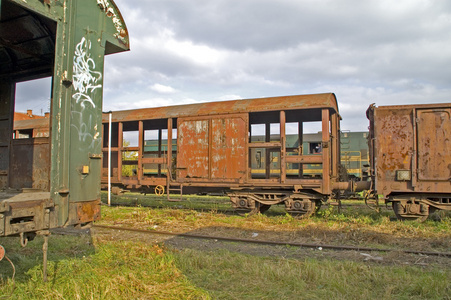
[166, 166, 183, 202]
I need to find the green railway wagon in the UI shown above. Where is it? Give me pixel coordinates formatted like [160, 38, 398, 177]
[0, 0, 129, 259]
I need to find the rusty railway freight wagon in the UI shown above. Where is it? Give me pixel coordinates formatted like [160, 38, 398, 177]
[367, 103, 451, 221]
[102, 93, 345, 216]
[13, 118, 370, 180]
[0, 0, 129, 251]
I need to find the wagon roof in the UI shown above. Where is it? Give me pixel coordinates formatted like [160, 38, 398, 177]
[104, 93, 339, 122]
[14, 118, 49, 130]
[373, 102, 451, 111]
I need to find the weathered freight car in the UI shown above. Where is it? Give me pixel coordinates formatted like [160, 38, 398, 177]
[13, 98, 451, 221]
[0, 0, 129, 259]
[14, 117, 370, 180]
[102, 93, 345, 216]
[367, 103, 451, 220]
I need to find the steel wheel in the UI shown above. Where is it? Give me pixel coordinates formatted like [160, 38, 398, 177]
[286, 199, 316, 218]
[392, 201, 429, 222]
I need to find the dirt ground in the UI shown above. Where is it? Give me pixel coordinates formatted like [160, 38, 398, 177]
[86, 226, 451, 269]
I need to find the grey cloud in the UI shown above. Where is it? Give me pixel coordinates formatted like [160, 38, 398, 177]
[15, 0, 451, 133]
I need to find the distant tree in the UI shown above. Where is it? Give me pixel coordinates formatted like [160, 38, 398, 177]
[122, 140, 138, 177]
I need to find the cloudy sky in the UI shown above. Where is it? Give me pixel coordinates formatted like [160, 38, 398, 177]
[15, 0, 451, 131]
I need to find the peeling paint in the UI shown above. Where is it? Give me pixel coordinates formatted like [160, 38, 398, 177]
[97, 0, 127, 42]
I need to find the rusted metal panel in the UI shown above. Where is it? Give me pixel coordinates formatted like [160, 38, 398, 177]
[211, 116, 247, 180]
[416, 108, 451, 181]
[177, 119, 210, 179]
[9, 138, 50, 190]
[0, 81, 14, 189]
[369, 103, 451, 197]
[177, 114, 248, 182]
[68, 199, 101, 224]
[372, 107, 414, 194]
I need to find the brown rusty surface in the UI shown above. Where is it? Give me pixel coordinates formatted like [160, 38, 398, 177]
[177, 119, 210, 179]
[370, 103, 451, 196]
[9, 137, 50, 190]
[375, 107, 414, 175]
[176, 114, 248, 182]
[103, 93, 339, 123]
[73, 200, 101, 224]
[0, 191, 52, 236]
[416, 108, 451, 181]
[97, 94, 340, 195]
[210, 116, 247, 180]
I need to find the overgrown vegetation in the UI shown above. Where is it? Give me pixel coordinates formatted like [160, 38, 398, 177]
[174, 248, 451, 299]
[0, 235, 208, 299]
[99, 193, 451, 253]
[1, 193, 450, 299]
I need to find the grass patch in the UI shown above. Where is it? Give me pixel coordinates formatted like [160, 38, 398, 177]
[2, 194, 449, 299]
[2, 232, 449, 300]
[97, 203, 451, 253]
[173, 247, 451, 299]
[0, 235, 208, 299]
[96, 197, 451, 298]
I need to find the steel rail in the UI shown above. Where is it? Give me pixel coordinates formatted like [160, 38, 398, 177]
[93, 224, 451, 257]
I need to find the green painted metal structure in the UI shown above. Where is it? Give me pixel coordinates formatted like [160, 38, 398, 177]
[0, 0, 129, 238]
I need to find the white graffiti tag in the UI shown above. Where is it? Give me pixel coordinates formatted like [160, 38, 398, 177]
[72, 37, 102, 108]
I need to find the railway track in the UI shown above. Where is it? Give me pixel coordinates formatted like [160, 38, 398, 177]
[93, 224, 451, 258]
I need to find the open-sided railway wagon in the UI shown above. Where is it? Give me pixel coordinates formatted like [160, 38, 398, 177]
[0, 0, 129, 251]
[367, 103, 451, 221]
[102, 93, 346, 216]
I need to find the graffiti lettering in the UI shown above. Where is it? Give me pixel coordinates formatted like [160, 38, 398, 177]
[71, 37, 102, 152]
[71, 111, 101, 151]
[72, 37, 102, 109]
